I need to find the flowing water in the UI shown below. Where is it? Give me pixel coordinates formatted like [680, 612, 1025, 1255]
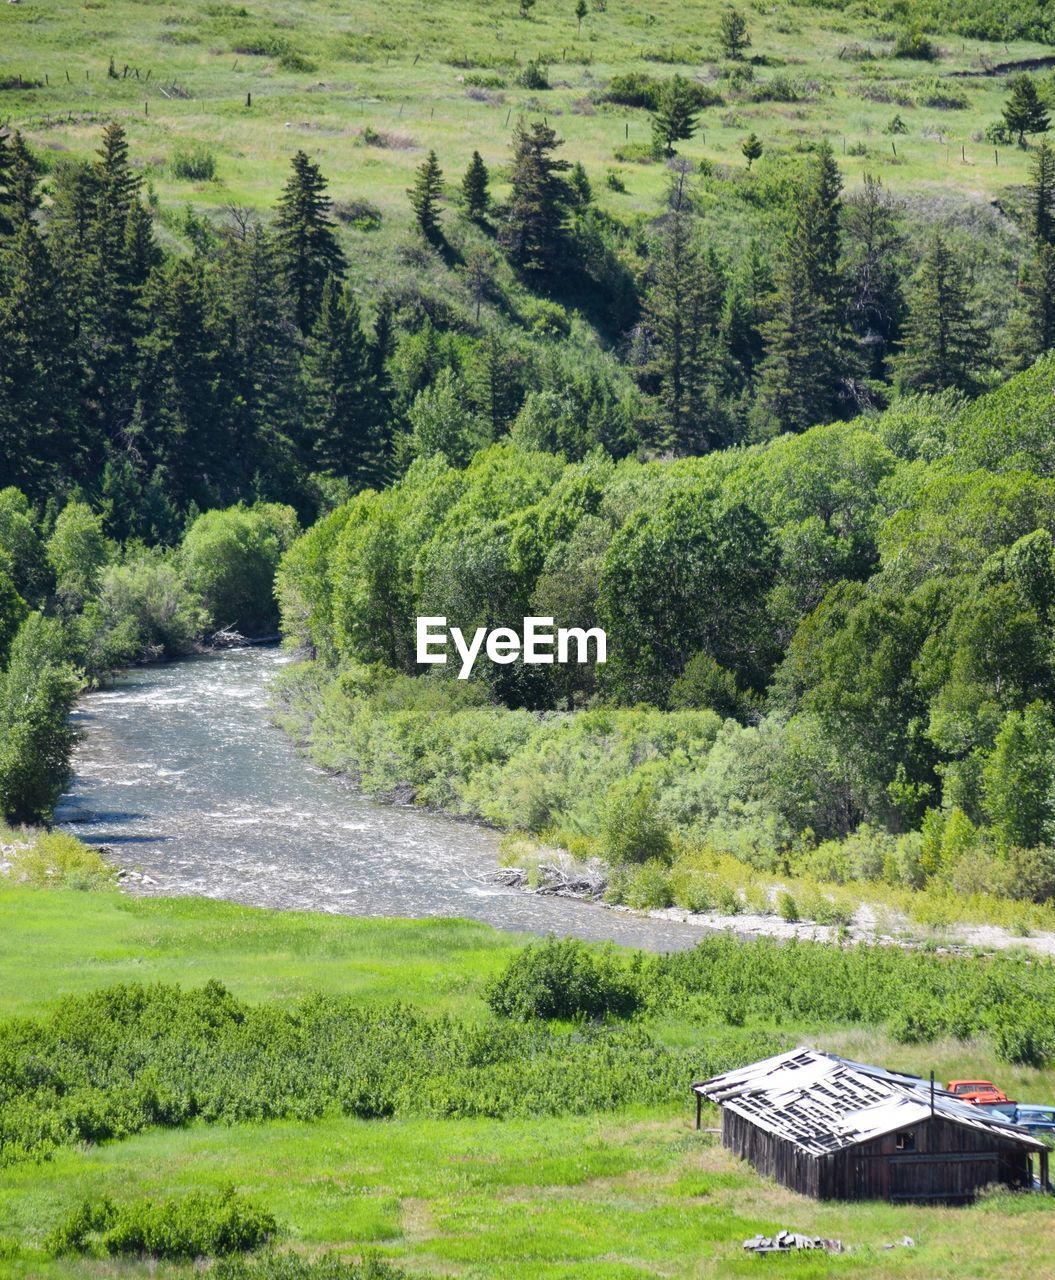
[57, 647, 707, 951]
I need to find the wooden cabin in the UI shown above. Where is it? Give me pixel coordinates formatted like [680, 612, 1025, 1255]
[694, 1048, 1051, 1204]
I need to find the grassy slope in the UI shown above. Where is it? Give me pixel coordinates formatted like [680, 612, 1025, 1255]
[0, 0, 1049, 263]
[1, 885, 1054, 1278]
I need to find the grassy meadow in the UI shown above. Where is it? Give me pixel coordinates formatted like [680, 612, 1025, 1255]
[2, 880, 1055, 1278]
[0, 0, 1051, 269]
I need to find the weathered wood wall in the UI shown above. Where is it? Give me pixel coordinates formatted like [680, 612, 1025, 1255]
[721, 1111, 1035, 1203]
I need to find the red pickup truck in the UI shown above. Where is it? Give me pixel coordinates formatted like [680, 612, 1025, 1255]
[947, 1079, 1011, 1106]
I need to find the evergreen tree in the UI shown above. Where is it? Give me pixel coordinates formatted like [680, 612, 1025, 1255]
[0, 130, 14, 237]
[721, 239, 771, 389]
[756, 144, 854, 432]
[274, 150, 346, 333]
[409, 150, 444, 241]
[643, 178, 727, 452]
[650, 75, 699, 158]
[468, 327, 525, 436]
[575, 0, 587, 31]
[217, 222, 303, 497]
[1006, 243, 1055, 370]
[77, 124, 157, 442]
[843, 174, 906, 380]
[131, 258, 231, 508]
[568, 160, 593, 209]
[0, 224, 81, 497]
[461, 150, 491, 219]
[1003, 74, 1051, 148]
[1025, 140, 1055, 245]
[3, 131, 42, 229]
[896, 233, 988, 394]
[719, 6, 751, 60]
[741, 132, 763, 169]
[303, 275, 386, 487]
[501, 121, 571, 273]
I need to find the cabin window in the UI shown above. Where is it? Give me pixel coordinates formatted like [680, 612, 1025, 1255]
[895, 1131, 916, 1152]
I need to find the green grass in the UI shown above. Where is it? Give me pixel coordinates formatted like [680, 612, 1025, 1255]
[0, 885, 522, 1019]
[0, 0, 1049, 258]
[2, 885, 1055, 1277]
[2, 1109, 1054, 1278]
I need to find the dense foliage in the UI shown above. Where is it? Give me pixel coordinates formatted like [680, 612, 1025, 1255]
[272, 354, 1055, 918]
[484, 936, 640, 1020]
[0, 980, 755, 1163]
[46, 1187, 276, 1259]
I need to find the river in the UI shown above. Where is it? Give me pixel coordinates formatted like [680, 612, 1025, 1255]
[56, 647, 706, 951]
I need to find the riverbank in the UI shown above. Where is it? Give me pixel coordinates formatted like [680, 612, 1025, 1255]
[497, 858, 1055, 959]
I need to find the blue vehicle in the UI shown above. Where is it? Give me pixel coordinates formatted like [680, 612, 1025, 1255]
[1011, 1105, 1055, 1137]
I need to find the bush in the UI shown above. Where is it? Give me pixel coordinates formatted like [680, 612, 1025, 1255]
[600, 774, 671, 865]
[602, 73, 720, 111]
[517, 59, 549, 90]
[5, 832, 115, 890]
[776, 891, 798, 922]
[894, 28, 938, 60]
[170, 144, 217, 180]
[47, 1187, 276, 1258]
[989, 1003, 1054, 1067]
[623, 859, 674, 909]
[484, 936, 640, 1020]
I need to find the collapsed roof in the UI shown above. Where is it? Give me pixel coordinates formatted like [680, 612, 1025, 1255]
[694, 1047, 1047, 1157]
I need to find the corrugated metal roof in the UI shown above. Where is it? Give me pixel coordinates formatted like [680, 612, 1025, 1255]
[694, 1047, 1047, 1157]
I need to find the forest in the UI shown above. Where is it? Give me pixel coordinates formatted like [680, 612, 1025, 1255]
[4, 44, 1055, 921]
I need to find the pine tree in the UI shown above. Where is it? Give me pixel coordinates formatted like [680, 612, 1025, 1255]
[719, 7, 751, 60]
[575, 0, 587, 31]
[3, 132, 42, 230]
[896, 233, 988, 393]
[501, 121, 571, 273]
[303, 276, 386, 486]
[468, 327, 525, 436]
[131, 258, 231, 507]
[0, 224, 81, 497]
[843, 173, 906, 380]
[643, 177, 727, 452]
[76, 124, 157, 442]
[741, 132, 763, 169]
[274, 150, 346, 333]
[1003, 74, 1051, 148]
[721, 238, 771, 390]
[1025, 140, 1055, 245]
[217, 222, 303, 494]
[0, 131, 14, 237]
[1006, 243, 1055, 370]
[756, 143, 854, 432]
[650, 75, 699, 158]
[409, 150, 444, 240]
[461, 150, 491, 219]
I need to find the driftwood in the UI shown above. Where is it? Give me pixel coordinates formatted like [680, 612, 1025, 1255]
[493, 863, 607, 900]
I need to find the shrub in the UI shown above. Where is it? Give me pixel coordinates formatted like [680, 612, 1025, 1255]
[47, 1187, 276, 1258]
[600, 774, 672, 866]
[889, 998, 944, 1045]
[5, 832, 115, 891]
[989, 1002, 1054, 1067]
[170, 144, 217, 180]
[623, 859, 674, 910]
[484, 935, 640, 1020]
[894, 28, 938, 60]
[776, 891, 798, 922]
[517, 59, 549, 90]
